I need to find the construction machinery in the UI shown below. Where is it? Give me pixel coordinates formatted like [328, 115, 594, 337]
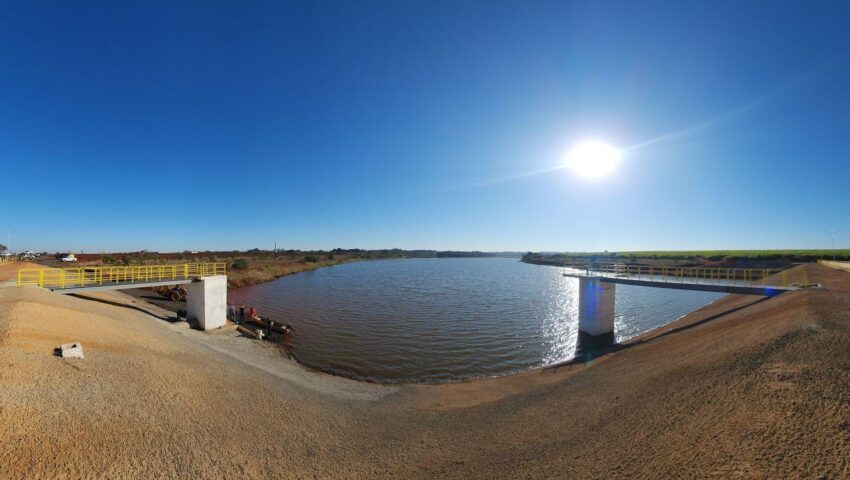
[155, 285, 188, 302]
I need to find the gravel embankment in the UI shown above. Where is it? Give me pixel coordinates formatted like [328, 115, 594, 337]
[0, 263, 847, 478]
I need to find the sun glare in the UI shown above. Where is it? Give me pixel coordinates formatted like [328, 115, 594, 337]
[564, 141, 621, 178]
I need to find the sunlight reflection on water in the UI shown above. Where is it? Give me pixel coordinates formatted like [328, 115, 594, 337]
[228, 258, 721, 383]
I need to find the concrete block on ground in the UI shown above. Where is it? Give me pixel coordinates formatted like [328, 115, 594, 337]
[56, 342, 84, 359]
[186, 275, 227, 331]
[236, 325, 263, 340]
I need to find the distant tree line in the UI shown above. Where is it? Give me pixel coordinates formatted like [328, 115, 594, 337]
[522, 250, 850, 263]
[330, 248, 506, 259]
[81, 248, 520, 265]
[434, 251, 495, 258]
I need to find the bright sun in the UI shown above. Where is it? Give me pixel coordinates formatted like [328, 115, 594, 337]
[564, 141, 622, 178]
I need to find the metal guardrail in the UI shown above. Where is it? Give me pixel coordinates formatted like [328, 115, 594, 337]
[570, 263, 798, 287]
[17, 263, 227, 289]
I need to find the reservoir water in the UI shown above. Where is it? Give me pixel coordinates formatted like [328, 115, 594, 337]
[228, 257, 723, 383]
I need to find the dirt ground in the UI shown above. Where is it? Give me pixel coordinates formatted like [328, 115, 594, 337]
[123, 287, 185, 313]
[0, 262, 46, 282]
[0, 263, 847, 478]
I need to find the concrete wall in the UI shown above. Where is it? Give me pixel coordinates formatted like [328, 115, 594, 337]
[578, 277, 616, 337]
[186, 275, 227, 331]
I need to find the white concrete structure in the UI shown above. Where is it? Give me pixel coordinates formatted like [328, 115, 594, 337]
[577, 277, 616, 337]
[186, 275, 227, 331]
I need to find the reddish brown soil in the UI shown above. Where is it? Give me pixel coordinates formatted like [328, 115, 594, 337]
[0, 262, 46, 282]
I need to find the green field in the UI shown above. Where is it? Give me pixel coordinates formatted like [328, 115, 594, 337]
[525, 250, 850, 262]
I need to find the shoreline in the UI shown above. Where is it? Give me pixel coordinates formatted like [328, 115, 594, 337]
[1, 262, 847, 477]
[9, 257, 781, 387]
[125, 258, 723, 386]
[226, 256, 364, 288]
[232, 255, 522, 289]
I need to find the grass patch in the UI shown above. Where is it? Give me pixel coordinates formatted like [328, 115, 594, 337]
[231, 258, 249, 270]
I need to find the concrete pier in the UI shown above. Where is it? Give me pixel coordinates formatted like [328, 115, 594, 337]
[577, 276, 616, 337]
[186, 275, 227, 330]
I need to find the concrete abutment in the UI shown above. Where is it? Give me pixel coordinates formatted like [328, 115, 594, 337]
[186, 275, 227, 331]
[577, 276, 616, 337]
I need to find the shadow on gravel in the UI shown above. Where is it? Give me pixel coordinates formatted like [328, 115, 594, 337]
[68, 293, 182, 323]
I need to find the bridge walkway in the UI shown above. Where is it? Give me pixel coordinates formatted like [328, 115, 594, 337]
[562, 263, 805, 296]
[16, 263, 227, 294]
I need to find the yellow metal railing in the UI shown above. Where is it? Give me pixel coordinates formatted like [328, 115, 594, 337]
[17, 263, 227, 289]
[575, 263, 789, 287]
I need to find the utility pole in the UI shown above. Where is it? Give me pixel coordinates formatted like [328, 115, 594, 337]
[7, 230, 17, 253]
[826, 230, 839, 261]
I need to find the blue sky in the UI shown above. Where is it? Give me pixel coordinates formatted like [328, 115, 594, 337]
[1, 1, 849, 253]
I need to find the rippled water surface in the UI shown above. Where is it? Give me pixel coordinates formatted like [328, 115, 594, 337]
[228, 258, 723, 383]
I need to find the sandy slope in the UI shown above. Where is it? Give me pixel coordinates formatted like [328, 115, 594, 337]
[0, 264, 848, 479]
